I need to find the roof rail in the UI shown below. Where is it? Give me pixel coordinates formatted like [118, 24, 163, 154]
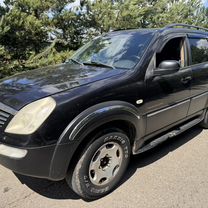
[164, 23, 208, 33]
[111, 27, 138, 32]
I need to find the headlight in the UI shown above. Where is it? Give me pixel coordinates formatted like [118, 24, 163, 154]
[5, 97, 56, 135]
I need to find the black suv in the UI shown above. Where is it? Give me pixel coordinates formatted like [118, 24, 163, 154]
[0, 24, 208, 199]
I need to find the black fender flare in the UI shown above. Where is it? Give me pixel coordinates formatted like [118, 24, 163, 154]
[49, 101, 145, 180]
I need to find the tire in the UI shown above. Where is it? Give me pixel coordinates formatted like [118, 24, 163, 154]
[66, 131, 131, 200]
[200, 109, 208, 129]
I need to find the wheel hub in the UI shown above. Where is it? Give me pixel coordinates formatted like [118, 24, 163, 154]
[89, 142, 123, 186]
[100, 155, 111, 169]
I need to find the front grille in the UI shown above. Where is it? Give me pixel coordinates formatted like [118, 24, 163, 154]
[0, 109, 11, 129]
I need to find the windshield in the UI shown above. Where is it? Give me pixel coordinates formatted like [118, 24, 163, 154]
[70, 31, 154, 69]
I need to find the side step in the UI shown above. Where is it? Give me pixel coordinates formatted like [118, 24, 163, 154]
[136, 117, 203, 154]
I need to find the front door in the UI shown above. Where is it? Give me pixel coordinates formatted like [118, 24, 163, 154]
[144, 35, 192, 134]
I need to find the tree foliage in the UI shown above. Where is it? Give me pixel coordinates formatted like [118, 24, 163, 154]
[0, 0, 207, 78]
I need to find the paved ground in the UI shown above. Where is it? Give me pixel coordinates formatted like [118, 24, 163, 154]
[1, 126, 208, 208]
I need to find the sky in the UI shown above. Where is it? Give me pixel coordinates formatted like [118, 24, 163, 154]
[202, 0, 208, 7]
[0, 0, 4, 6]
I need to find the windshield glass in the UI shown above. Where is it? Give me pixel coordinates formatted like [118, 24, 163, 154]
[70, 31, 154, 69]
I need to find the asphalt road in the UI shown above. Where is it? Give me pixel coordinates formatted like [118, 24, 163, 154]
[1, 126, 208, 208]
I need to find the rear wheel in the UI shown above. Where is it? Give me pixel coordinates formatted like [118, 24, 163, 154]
[66, 131, 131, 199]
[200, 109, 208, 129]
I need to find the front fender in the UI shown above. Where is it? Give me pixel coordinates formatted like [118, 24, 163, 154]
[49, 101, 145, 180]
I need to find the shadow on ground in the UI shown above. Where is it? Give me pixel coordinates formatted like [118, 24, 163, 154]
[14, 173, 80, 200]
[14, 126, 203, 201]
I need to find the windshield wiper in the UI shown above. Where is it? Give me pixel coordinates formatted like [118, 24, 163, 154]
[66, 58, 83, 66]
[83, 61, 115, 69]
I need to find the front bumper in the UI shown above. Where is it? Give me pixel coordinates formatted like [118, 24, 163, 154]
[0, 143, 56, 179]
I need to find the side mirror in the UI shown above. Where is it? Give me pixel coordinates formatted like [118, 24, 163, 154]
[154, 60, 180, 76]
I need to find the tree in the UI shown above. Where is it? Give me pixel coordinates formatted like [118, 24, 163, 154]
[0, 0, 51, 76]
[0, 0, 85, 76]
[85, 0, 208, 31]
[0, 0, 208, 78]
[148, 0, 208, 28]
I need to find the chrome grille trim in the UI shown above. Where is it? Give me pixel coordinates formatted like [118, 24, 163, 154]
[0, 103, 17, 115]
[0, 109, 10, 128]
[0, 111, 10, 118]
[0, 103, 16, 129]
[0, 117, 7, 122]
[0, 121, 5, 125]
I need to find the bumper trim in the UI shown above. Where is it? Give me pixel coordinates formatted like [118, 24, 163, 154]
[0, 144, 27, 159]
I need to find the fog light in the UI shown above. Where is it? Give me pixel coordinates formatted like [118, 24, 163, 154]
[0, 144, 27, 159]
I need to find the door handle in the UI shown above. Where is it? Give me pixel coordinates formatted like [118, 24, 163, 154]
[181, 76, 192, 84]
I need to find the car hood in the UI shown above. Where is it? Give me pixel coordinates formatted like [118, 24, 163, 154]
[0, 63, 124, 110]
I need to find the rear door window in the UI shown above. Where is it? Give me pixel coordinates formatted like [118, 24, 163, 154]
[188, 38, 208, 65]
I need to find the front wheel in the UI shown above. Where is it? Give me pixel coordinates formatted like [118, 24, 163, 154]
[66, 131, 131, 200]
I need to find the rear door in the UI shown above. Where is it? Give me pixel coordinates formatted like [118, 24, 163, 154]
[187, 35, 208, 115]
[144, 35, 192, 134]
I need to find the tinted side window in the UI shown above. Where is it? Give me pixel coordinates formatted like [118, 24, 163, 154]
[189, 38, 208, 65]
